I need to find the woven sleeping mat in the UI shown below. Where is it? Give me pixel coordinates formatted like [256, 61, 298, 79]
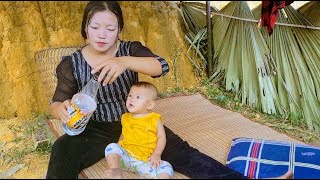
[47, 93, 303, 179]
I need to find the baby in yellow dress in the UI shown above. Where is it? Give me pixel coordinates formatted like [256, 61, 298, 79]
[105, 81, 173, 179]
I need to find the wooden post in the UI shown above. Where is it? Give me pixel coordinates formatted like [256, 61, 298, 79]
[206, 1, 213, 77]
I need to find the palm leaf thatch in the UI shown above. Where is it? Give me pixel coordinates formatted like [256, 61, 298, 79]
[283, 6, 320, 132]
[180, 2, 207, 37]
[252, 5, 308, 128]
[251, 4, 320, 132]
[209, 1, 283, 115]
[298, 1, 320, 27]
[179, 2, 218, 76]
[179, 1, 320, 132]
[284, 6, 320, 101]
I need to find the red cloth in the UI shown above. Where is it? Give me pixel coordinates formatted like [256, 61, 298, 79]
[260, 1, 294, 35]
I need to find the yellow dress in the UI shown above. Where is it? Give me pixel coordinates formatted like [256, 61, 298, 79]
[119, 112, 162, 162]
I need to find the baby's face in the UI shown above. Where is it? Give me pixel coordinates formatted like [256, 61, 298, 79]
[126, 86, 153, 114]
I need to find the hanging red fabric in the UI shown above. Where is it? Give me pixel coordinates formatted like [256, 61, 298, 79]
[260, 1, 294, 35]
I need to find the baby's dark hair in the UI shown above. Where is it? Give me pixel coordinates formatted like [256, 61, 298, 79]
[132, 81, 158, 100]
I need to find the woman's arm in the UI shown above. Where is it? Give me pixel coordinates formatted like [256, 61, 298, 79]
[92, 56, 163, 84]
[91, 41, 169, 85]
[50, 100, 72, 123]
[128, 41, 170, 78]
[50, 57, 78, 122]
[120, 56, 163, 77]
[50, 102, 62, 119]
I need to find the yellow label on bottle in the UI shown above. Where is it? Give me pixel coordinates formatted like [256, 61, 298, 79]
[67, 103, 89, 129]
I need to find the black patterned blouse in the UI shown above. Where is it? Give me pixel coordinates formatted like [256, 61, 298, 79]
[52, 40, 169, 122]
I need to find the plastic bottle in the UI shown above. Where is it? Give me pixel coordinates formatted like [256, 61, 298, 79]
[62, 74, 100, 136]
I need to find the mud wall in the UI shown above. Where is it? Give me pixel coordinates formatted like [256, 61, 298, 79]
[0, 1, 200, 118]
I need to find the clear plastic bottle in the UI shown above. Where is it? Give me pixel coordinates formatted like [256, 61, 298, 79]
[62, 74, 100, 136]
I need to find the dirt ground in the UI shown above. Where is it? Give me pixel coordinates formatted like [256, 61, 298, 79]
[0, 116, 51, 179]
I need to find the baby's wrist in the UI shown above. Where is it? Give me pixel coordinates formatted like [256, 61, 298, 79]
[153, 152, 162, 156]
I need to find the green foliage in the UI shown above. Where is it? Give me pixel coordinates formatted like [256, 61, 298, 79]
[35, 141, 52, 155]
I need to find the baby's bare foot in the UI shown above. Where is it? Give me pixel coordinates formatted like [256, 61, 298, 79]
[105, 168, 123, 179]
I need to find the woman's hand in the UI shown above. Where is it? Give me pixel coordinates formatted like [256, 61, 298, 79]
[147, 152, 162, 169]
[91, 57, 128, 85]
[57, 99, 71, 124]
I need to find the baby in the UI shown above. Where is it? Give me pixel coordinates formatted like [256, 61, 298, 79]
[104, 81, 173, 179]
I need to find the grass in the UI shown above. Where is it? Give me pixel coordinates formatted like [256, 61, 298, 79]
[1, 114, 53, 167]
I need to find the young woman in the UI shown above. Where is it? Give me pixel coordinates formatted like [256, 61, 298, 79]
[46, 1, 293, 179]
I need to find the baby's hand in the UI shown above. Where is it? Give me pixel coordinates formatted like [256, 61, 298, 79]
[147, 153, 162, 169]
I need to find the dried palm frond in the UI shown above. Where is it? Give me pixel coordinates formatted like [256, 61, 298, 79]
[179, 2, 218, 76]
[284, 5, 320, 132]
[180, 2, 207, 38]
[298, 1, 320, 27]
[253, 4, 320, 132]
[253, 5, 304, 125]
[285, 6, 320, 101]
[179, 1, 320, 133]
[209, 1, 283, 115]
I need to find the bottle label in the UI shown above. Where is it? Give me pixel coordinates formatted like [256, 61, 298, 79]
[67, 103, 92, 129]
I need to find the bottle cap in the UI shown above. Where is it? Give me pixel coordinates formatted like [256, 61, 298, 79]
[93, 72, 99, 81]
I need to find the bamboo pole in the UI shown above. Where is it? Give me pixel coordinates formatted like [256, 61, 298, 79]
[211, 11, 320, 30]
[206, 1, 213, 76]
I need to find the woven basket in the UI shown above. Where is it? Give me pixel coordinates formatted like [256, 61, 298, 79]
[34, 47, 79, 103]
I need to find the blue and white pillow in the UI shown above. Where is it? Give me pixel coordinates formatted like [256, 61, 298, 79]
[226, 137, 320, 179]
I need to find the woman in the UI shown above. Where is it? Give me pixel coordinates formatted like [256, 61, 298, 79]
[46, 1, 292, 179]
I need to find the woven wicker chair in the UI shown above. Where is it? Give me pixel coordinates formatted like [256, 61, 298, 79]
[35, 47, 79, 104]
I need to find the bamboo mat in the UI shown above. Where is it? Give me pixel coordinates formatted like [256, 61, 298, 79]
[48, 93, 303, 179]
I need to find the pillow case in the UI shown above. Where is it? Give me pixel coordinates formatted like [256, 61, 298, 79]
[226, 137, 320, 179]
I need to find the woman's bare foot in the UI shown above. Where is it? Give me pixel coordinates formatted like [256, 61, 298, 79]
[105, 168, 123, 179]
[267, 170, 293, 179]
[278, 170, 293, 179]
